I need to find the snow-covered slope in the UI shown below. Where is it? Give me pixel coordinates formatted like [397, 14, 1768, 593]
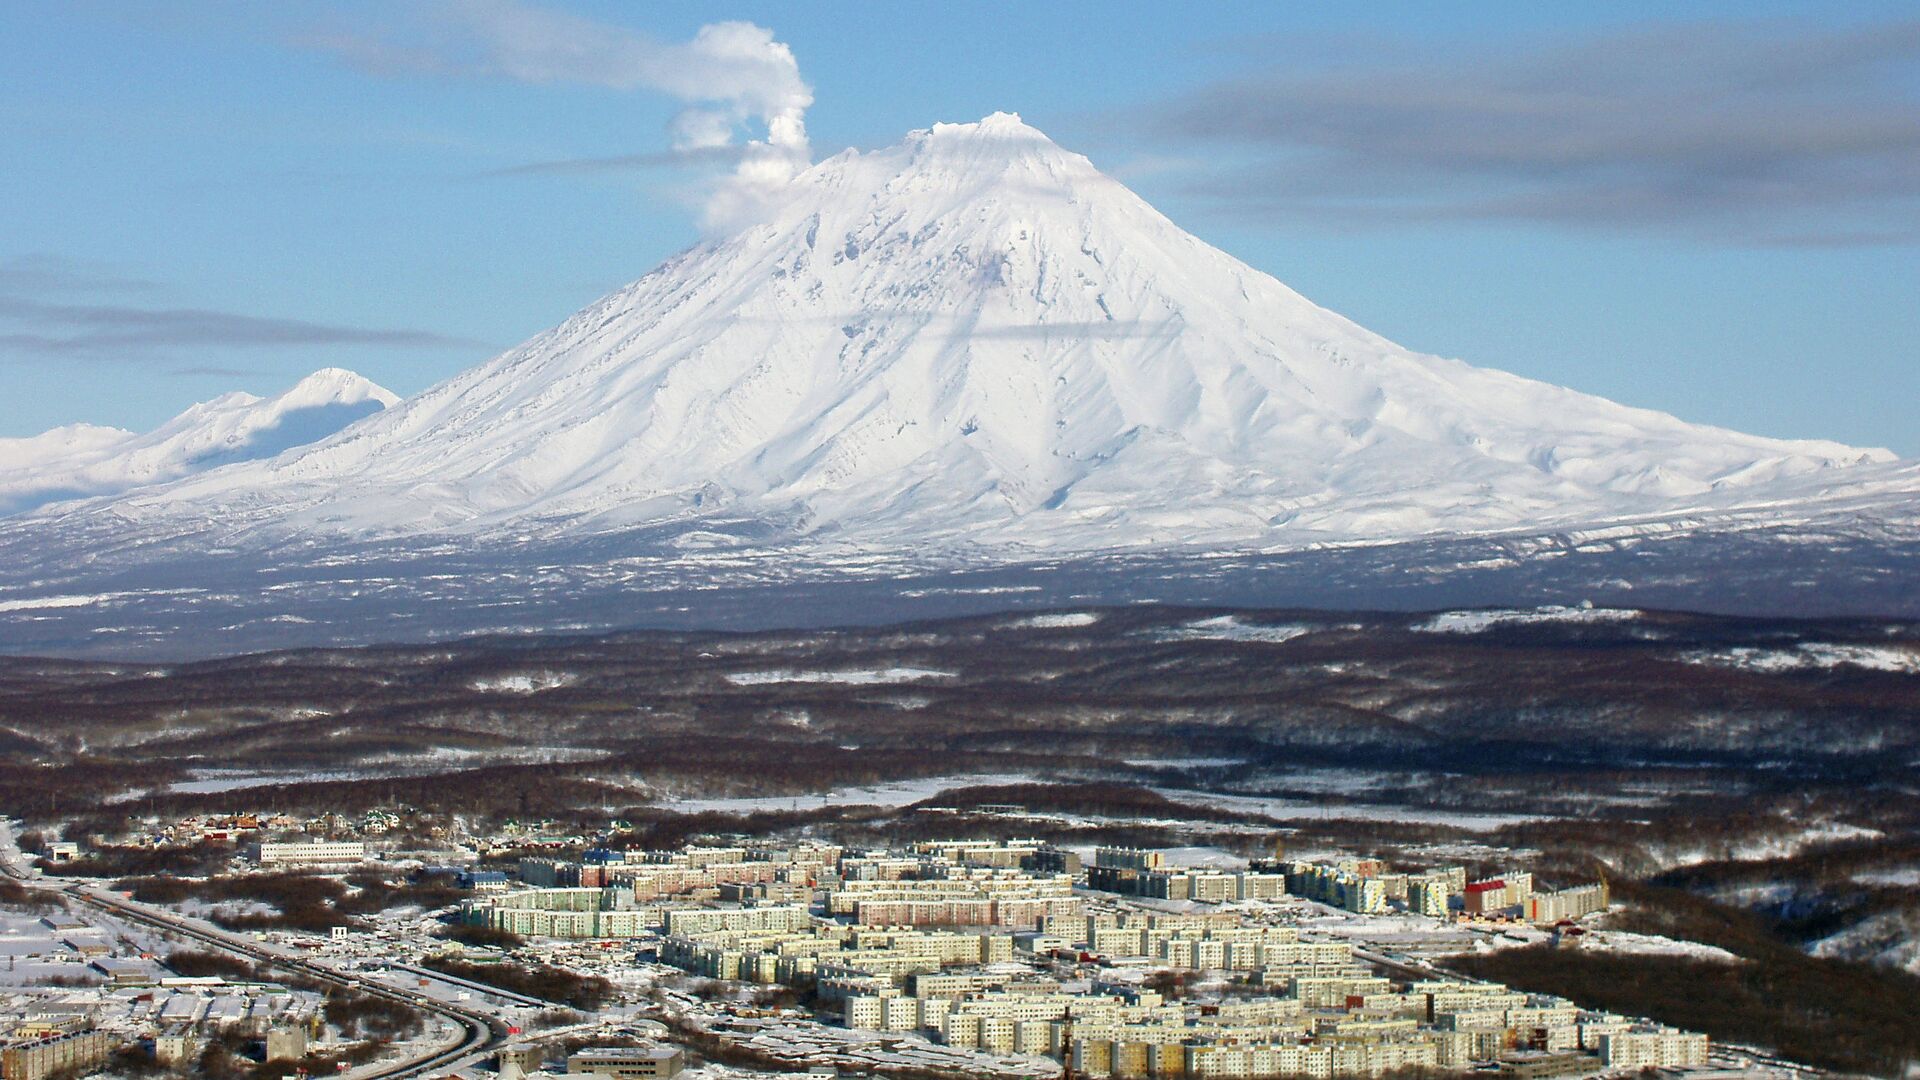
[11, 115, 1903, 555]
[0, 368, 397, 517]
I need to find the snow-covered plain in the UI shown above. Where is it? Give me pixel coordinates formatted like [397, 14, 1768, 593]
[0, 912, 96, 988]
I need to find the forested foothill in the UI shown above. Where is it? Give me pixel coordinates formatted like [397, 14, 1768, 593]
[2, 604, 1916, 1070]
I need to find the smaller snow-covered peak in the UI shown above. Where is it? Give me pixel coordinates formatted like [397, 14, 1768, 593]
[280, 367, 401, 409]
[157, 368, 396, 431]
[2, 422, 134, 456]
[0, 368, 400, 518]
[189, 391, 265, 412]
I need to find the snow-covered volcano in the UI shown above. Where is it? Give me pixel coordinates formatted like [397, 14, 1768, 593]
[9, 115, 1906, 558]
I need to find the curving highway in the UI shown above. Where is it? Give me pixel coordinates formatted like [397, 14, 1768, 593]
[69, 887, 510, 1079]
[0, 818, 34, 883]
[0, 817, 505, 1080]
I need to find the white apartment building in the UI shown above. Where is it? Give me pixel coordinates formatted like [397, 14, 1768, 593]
[1598, 1027, 1710, 1069]
[1528, 882, 1611, 923]
[254, 840, 367, 867]
[1183, 1039, 1440, 1078]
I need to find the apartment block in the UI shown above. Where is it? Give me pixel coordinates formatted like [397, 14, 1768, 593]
[254, 840, 367, 867]
[1528, 883, 1610, 923]
[1464, 872, 1534, 916]
[1, 1028, 113, 1080]
[1597, 1027, 1709, 1070]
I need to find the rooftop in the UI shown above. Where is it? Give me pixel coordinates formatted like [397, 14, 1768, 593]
[568, 1047, 680, 1061]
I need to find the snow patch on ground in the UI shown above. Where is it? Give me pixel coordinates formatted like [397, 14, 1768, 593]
[1157, 846, 1250, 870]
[471, 671, 576, 693]
[168, 769, 369, 794]
[1581, 930, 1741, 963]
[153, 748, 609, 795]
[1228, 768, 1399, 795]
[1292, 907, 1488, 956]
[1810, 908, 1920, 974]
[1437, 919, 1738, 964]
[0, 912, 103, 988]
[1854, 867, 1920, 887]
[1152, 616, 1310, 643]
[0, 593, 127, 613]
[1004, 612, 1101, 629]
[175, 898, 279, 920]
[654, 773, 1033, 814]
[1414, 605, 1640, 634]
[1152, 787, 1541, 831]
[1658, 821, 1883, 868]
[1681, 642, 1920, 675]
[724, 667, 953, 686]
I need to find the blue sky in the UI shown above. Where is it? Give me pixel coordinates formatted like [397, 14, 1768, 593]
[2, 2, 1916, 453]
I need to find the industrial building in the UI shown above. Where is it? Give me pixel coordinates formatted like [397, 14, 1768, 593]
[567, 1046, 685, 1078]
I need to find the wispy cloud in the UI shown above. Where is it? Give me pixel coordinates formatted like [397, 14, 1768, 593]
[476, 143, 742, 179]
[1139, 19, 1920, 245]
[0, 253, 161, 296]
[0, 290, 483, 362]
[169, 365, 272, 378]
[301, 2, 814, 230]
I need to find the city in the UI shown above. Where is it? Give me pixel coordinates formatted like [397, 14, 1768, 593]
[3, 810, 1814, 1080]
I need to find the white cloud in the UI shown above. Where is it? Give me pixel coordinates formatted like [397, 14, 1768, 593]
[307, 1, 813, 231]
